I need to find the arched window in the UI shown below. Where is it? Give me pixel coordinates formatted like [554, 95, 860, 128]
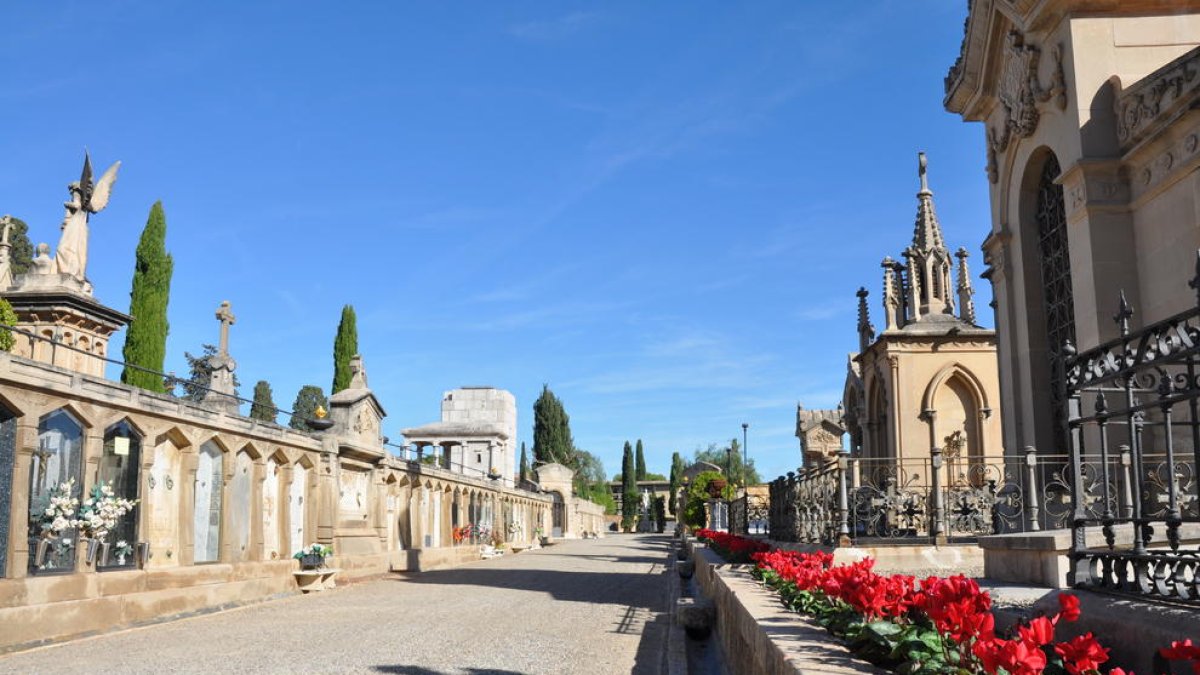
[0, 404, 18, 577]
[1034, 155, 1076, 445]
[97, 420, 142, 569]
[193, 442, 223, 563]
[29, 409, 84, 573]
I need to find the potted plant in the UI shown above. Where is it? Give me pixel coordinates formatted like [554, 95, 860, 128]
[706, 478, 728, 498]
[32, 478, 81, 570]
[293, 543, 333, 570]
[76, 481, 138, 567]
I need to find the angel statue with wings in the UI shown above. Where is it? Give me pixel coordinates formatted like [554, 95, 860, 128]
[55, 152, 120, 285]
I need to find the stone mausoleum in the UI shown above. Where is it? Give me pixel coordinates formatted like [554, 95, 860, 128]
[0, 155, 605, 652]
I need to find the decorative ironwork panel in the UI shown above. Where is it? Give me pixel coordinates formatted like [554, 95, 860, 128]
[1063, 263, 1200, 605]
[1036, 154, 1076, 447]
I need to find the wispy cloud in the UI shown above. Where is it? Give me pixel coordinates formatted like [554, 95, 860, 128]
[508, 11, 600, 41]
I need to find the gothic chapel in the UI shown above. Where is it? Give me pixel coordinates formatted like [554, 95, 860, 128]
[841, 155, 1004, 470]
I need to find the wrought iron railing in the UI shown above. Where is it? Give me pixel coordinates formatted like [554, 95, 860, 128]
[1062, 274, 1200, 605]
[766, 448, 1105, 545]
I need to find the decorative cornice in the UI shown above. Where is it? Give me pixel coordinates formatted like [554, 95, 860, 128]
[1115, 47, 1200, 152]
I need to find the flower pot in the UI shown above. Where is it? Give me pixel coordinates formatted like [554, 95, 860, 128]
[98, 542, 111, 567]
[298, 553, 325, 570]
[706, 479, 727, 498]
[34, 537, 51, 568]
[136, 542, 151, 568]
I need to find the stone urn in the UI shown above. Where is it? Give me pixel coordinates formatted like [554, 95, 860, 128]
[706, 478, 727, 498]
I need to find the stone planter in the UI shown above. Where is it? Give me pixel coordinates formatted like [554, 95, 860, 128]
[298, 553, 325, 570]
[707, 479, 727, 498]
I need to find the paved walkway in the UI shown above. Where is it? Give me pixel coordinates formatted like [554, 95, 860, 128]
[0, 534, 673, 675]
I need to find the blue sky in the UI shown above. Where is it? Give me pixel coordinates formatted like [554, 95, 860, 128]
[0, 1, 991, 482]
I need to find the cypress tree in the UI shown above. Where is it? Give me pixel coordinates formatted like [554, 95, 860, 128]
[532, 384, 574, 465]
[121, 202, 173, 392]
[621, 441, 637, 530]
[519, 442, 530, 482]
[250, 380, 278, 423]
[668, 451, 683, 515]
[331, 304, 358, 394]
[289, 385, 328, 430]
[635, 439, 647, 481]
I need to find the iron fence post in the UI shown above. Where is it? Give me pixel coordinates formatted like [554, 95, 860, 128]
[1024, 446, 1042, 532]
[837, 451, 851, 546]
[930, 445, 945, 541]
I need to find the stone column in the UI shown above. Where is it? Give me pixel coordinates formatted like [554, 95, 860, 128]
[316, 438, 337, 545]
[8, 420, 38, 579]
[279, 462, 294, 559]
[77, 428, 102, 573]
[250, 456, 265, 562]
[218, 450, 234, 564]
[179, 449, 198, 566]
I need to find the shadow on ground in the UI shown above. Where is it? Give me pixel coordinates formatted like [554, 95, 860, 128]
[372, 662, 528, 667]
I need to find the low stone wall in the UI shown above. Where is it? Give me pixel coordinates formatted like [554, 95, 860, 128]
[767, 540, 983, 574]
[0, 560, 297, 653]
[687, 539, 883, 675]
[979, 523, 1200, 588]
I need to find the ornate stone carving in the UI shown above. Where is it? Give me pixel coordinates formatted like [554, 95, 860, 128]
[55, 153, 121, 289]
[1116, 49, 1200, 148]
[986, 33, 1067, 183]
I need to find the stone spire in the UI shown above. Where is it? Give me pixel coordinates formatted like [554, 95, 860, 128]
[956, 247, 977, 325]
[856, 287, 875, 351]
[909, 152, 954, 317]
[881, 257, 899, 331]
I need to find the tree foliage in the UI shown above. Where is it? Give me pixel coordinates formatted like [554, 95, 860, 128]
[181, 344, 240, 402]
[0, 298, 16, 352]
[3, 216, 33, 277]
[693, 440, 761, 486]
[668, 452, 685, 515]
[288, 384, 328, 430]
[620, 441, 637, 530]
[121, 202, 174, 392]
[331, 305, 358, 394]
[250, 380, 278, 423]
[532, 384, 573, 465]
[635, 439, 647, 481]
[519, 442, 530, 483]
[682, 471, 732, 528]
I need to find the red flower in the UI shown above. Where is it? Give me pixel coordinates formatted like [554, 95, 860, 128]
[1108, 668, 1133, 675]
[974, 636, 1047, 675]
[1054, 633, 1110, 674]
[1018, 616, 1056, 647]
[1160, 639, 1200, 674]
[1057, 593, 1081, 622]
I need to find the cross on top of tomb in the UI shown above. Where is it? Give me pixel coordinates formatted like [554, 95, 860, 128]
[215, 300, 236, 355]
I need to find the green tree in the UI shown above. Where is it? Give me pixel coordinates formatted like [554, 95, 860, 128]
[0, 298, 16, 352]
[331, 304, 358, 394]
[635, 439, 647, 481]
[181, 344, 240, 402]
[693, 440, 761, 486]
[121, 202, 174, 392]
[620, 441, 637, 530]
[3, 217, 34, 277]
[682, 471, 732, 528]
[668, 452, 684, 515]
[652, 496, 666, 533]
[288, 384, 328, 430]
[250, 380, 278, 423]
[519, 442, 530, 483]
[532, 384, 574, 465]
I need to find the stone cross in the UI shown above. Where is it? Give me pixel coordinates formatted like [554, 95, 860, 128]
[215, 301, 236, 355]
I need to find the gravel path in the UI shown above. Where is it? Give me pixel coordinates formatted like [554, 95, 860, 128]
[0, 535, 673, 675]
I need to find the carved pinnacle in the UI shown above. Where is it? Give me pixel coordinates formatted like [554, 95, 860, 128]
[1114, 290, 1133, 336]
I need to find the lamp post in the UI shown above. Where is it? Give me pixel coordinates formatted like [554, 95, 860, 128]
[742, 423, 749, 492]
[724, 445, 732, 532]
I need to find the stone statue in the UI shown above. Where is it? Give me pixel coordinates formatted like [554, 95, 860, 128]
[55, 153, 121, 285]
[30, 243, 54, 275]
[0, 215, 12, 289]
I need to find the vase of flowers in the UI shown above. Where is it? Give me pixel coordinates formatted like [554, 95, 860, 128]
[113, 540, 133, 566]
[293, 543, 333, 570]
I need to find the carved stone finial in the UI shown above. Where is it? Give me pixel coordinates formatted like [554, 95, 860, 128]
[881, 258, 899, 331]
[215, 300, 236, 355]
[918, 152, 930, 194]
[856, 287, 875, 352]
[348, 353, 369, 389]
[955, 247, 976, 325]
